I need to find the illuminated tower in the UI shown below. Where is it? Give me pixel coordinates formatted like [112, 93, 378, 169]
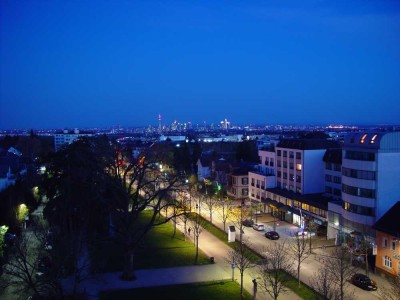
[158, 113, 162, 133]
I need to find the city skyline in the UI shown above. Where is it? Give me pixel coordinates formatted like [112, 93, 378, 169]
[1, 0, 400, 130]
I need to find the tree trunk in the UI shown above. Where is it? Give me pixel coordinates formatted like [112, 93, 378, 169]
[195, 236, 199, 263]
[121, 248, 136, 280]
[240, 270, 244, 300]
[298, 263, 301, 287]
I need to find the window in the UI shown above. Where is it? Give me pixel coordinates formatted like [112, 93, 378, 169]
[277, 160, 281, 167]
[232, 177, 237, 184]
[342, 184, 375, 198]
[296, 187, 302, 193]
[283, 151, 287, 158]
[392, 240, 396, 251]
[309, 206, 318, 214]
[289, 162, 294, 169]
[384, 256, 392, 268]
[289, 151, 294, 158]
[342, 201, 375, 217]
[326, 163, 332, 170]
[334, 188, 341, 196]
[283, 161, 288, 168]
[296, 152, 301, 159]
[301, 203, 309, 211]
[242, 188, 248, 196]
[277, 150, 281, 157]
[334, 164, 341, 171]
[242, 178, 248, 185]
[296, 164, 302, 171]
[325, 175, 332, 182]
[333, 176, 341, 184]
[277, 171, 281, 177]
[342, 167, 376, 180]
[283, 172, 288, 179]
[251, 178, 255, 186]
[296, 175, 301, 183]
[269, 158, 274, 167]
[383, 238, 388, 248]
[345, 150, 375, 161]
[325, 186, 332, 193]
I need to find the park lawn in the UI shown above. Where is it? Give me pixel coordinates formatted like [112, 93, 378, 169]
[99, 280, 253, 300]
[90, 212, 209, 272]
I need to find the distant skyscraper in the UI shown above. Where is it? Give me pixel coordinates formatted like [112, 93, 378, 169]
[158, 113, 162, 134]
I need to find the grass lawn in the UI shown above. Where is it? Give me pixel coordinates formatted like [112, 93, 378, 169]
[90, 212, 210, 272]
[99, 280, 253, 300]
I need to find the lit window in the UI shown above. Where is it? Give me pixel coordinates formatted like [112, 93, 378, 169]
[384, 256, 392, 268]
[360, 134, 367, 143]
[296, 164, 302, 171]
[370, 134, 378, 144]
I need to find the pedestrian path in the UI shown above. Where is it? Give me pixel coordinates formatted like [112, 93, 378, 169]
[62, 264, 230, 299]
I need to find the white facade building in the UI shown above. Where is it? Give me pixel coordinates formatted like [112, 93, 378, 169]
[54, 129, 93, 151]
[328, 131, 400, 241]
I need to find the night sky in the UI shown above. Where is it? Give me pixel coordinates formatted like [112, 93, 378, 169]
[1, 0, 399, 130]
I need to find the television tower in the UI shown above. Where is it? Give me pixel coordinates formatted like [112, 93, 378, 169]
[158, 113, 162, 133]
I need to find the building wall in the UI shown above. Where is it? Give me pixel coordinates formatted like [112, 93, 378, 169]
[227, 174, 248, 200]
[303, 149, 326, 194]
[375, 231, 400, 277]
[376, 152, 400, 220]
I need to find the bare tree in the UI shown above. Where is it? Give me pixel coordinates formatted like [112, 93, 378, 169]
[258, 240, 294, 300]
[378, 272, 400, 300]
[227, 238, 256, 300]
[314, 246, 355, 300]
[288, 233, 310, 287]
[188, 212, 208, 263]
[219, 199, 233, 232]
[307, 221, 320, 254]
[203, 194, 218, 224]
[0, 229, 63, 299]
[310, 256, 338, 300]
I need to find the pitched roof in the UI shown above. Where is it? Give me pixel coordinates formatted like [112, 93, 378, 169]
[373, 201, 400, 237]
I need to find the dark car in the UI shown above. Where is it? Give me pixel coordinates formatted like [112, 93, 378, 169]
[242, 219, 254, 227]
[351, 273, 377, 291]
[265, 231, 280, 240]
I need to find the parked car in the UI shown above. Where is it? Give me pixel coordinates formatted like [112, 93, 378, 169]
[253, 223, 265, 231]
[265, 231, 280, 240]
[242, 219, 254, 227]
[351, 273, 377, 291]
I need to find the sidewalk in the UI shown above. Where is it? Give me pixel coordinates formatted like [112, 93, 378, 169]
[62, 264, 230, 299]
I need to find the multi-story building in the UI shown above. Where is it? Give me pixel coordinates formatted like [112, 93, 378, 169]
[248, 147, 276, 203]
[373, 201, 400, 278]
[276, 139, 339, 194]
[54, 129, 93, 151]
[250, 139, 339, 233]
[329, 131, 400, 243]
[227, 166, 250, 201]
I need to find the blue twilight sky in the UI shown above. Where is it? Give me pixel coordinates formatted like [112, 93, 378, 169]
[1, 0, 400, 130]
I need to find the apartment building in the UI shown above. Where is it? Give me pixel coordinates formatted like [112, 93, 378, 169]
[54, 129, 93, 151]
[249, 139, 339, 233]
[328, 131, 400, 243]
